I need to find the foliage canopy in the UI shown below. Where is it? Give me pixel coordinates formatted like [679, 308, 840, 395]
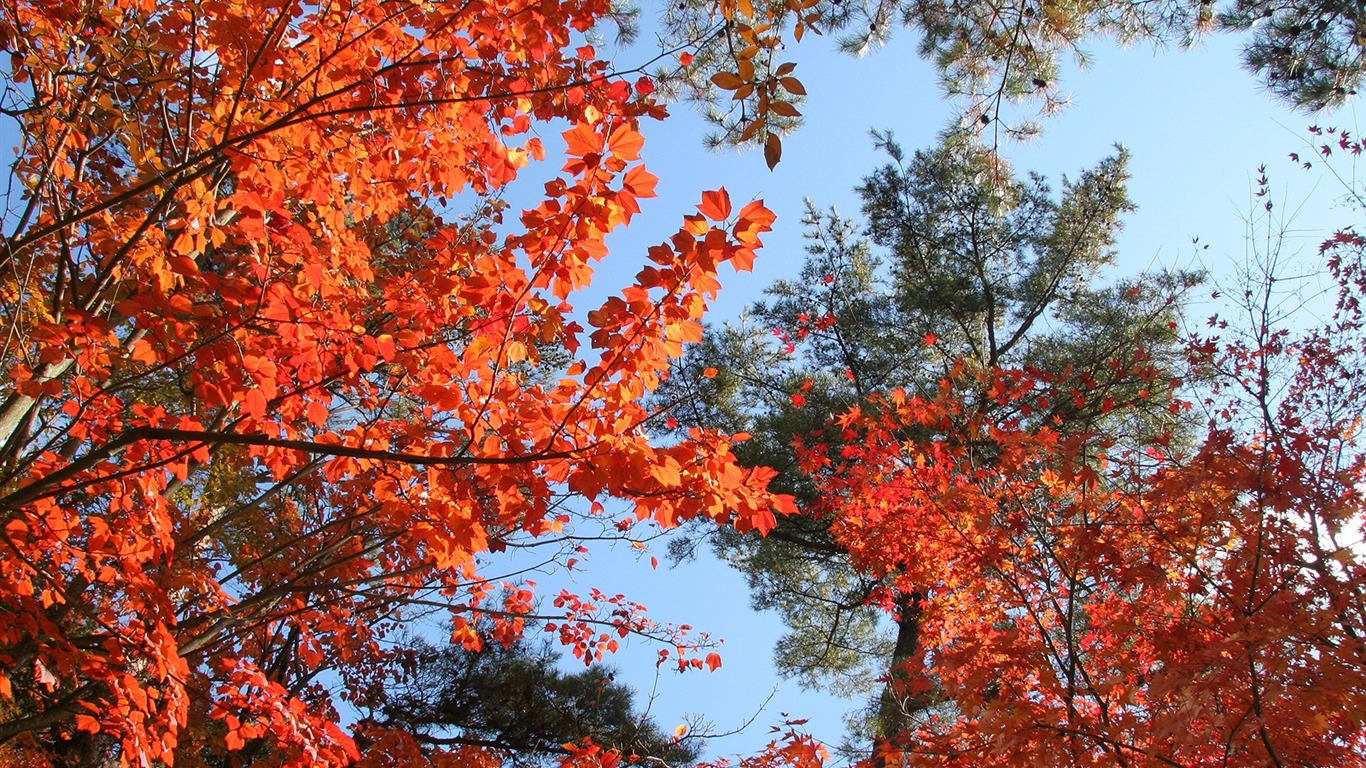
[0, 0, 787, 764]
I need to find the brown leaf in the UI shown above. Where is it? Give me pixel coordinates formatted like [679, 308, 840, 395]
[764, 133, 782, 169]
[737, 58, 755, 82]
[711, 72, 745, 90]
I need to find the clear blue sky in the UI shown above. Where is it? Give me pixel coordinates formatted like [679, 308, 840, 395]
[544, 21, 1362, 764]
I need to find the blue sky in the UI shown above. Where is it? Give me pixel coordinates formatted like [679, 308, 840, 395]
[557, 21, 1363, 764]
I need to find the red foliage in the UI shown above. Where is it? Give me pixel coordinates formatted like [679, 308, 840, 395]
[0, 0, 789, 764]
[795, 260, 1366, 766]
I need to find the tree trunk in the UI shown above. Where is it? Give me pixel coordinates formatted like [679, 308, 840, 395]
[0, 359, 73, 458]
[872, 590, 925, 768]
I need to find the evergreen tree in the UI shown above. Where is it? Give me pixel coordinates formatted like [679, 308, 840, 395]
[1223, 0, 1365, 109]
[658, 131, 1201, 755]
[373, 636, 699, 767]
[660, 0, 1359, 154]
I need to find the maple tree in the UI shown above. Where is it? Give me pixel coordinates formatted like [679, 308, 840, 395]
[798, 297, 1366, 767]
[662, 129, 1366, 766]
[845, 182, 1366, 767]
[0, 0, 794, 765]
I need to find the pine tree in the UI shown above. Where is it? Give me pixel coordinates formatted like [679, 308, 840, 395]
[658, 131, 1200, 755]
[372, 635, 699, 767]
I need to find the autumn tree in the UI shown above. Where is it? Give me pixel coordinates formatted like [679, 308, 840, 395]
[0, 0, 791, 765]
[663, 127, 1366, 767]
[805, 152, 1366, 766]
[658, 131, 1198, 755]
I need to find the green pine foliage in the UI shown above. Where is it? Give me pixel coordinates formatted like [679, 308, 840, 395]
[655, 131, 1201, 752]
[374, 636, 699, 767]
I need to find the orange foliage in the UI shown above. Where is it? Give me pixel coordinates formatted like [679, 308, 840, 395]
[0, 0, 788, 764]
[796, 266, 1366, 767]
